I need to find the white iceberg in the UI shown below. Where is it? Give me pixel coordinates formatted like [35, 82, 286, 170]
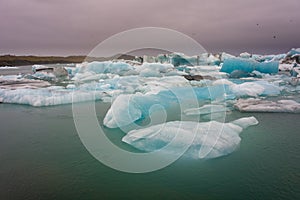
[235, 98, 300, 113]
[103, 94, 142, 128]
[122, 117, 258, 159]
[78, 61, 134, 75]
[0, 86, 105, 106]
[184, 104, 230, 116]
[220, 52, 236, 61]
[0, 66, 19, 69]
[230, 81, 281, 97]
[30, 66, 69, 82]
[0, 76, 51, 89]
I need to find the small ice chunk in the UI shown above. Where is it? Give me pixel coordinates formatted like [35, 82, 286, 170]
[32, 64, 47, 72]
[30, 66, 69, 81]
[170, 53, 199, 66]
[220, 52, 236, 62]
[31, 72, 56, 81]
[212, 79, 235, 86]
[231, 116, 259, 128]
[279, 64, 294, 71]
[240, 52, 251, 59]
[184, 104, 230, 116]
[0, 66, 19, 69]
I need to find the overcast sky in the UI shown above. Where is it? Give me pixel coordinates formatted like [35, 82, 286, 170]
[0, 0, 299, 55]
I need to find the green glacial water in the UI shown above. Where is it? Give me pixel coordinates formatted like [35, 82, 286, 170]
[0, 102, 299, 199]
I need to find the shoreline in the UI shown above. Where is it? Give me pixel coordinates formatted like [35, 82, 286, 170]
[0, 54, 135, 67]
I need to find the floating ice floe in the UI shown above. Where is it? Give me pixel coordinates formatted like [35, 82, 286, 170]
[184, 104, 230, 116]
[221, 57, 279, 74]
[0, 66, 19, 69]
[235, 98, 300, 113]
[0, 75, 51, 89]
[252, 54, 286, 62]
[30, 65, 69, 82]
[220, 52, 236, 62]
[103, 85, 232, 128]
[230, 81, 281, 97]
[122, 116, 258, 159]
[137, 62, 175, 77]
[240, 52, 252, 59]
[0, 86, 105, 106]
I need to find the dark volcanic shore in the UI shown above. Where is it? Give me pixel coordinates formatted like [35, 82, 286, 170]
[0, 54, 135, 66]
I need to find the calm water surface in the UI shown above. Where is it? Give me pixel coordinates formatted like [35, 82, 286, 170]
[0, 102, 299, 199]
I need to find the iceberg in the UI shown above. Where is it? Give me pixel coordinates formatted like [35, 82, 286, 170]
[287, 48, 300, 57]
[279, 64, 294, 72]
[0, 66, 19, 69]
[156, 54, 169, 64]
[32, 64, 47, 72]
[252, 54, 286, 62]
[103, 85, 232, 128]
[221, 57, 279, 74]
[291, 66, 300, 78]
[235, 98, 300, 113]
[0, 76, 51, 89]
[137, 62, 175, 77]
[76, 61, 135, 76]
[198, 53, 220, 65]
[103, 94, 142, 128]
[30, 66, 69, 82]
[240, 52, 251, 59]
[0, 87, 105, 106]
[184, 104, 230, 116]
[1, 49, 299, 108]
[170, 53, 199, 66]
[220, 52, 236, 62]
[229, 70, 252, 78]
[30, 72, 57, 81]
[230, 81, 281, 97]
[122, 117, 258, 159]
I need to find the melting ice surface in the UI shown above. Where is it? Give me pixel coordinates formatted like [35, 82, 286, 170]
[1, 49, 300, 159]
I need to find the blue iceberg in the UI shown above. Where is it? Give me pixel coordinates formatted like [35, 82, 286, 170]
[221, 57, 279, 74]
[103, 85, 233, 128]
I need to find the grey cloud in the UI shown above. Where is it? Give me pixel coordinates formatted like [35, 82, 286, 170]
[0, 0, 299, 55]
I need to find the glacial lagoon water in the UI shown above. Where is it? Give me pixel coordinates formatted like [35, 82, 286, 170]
[0, 102, 299, 199]
[1, 53, 300, 199]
